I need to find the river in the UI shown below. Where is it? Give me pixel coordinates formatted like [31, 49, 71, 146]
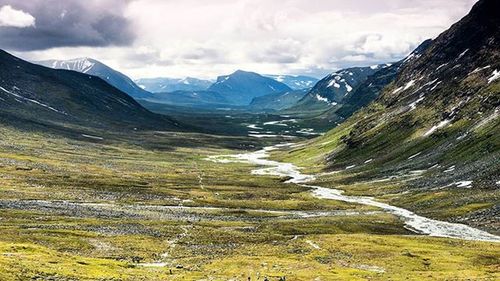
[208, 144, 500, 242]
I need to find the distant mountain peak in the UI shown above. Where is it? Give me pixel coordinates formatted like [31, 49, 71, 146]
[36, 58, 152, 99]
[233, 69, 253, 75]
[43, 57, 97, 74]
[208, 70, 291, 105]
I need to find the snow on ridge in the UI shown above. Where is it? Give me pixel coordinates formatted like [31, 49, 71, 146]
[80, 59, 95, 73]
[393, 79, 416, 95]
[392, 86, 403, 94]
[0, 85, 66, 115]
[51, 58, 95, 74]
[327, 79, 340, 88]
[408, 152, 422, 160]
[454, 181, 472, 188]
[315, 94, 329, 103]
[403, 80, 415, 91]
[314, 94, 338, 106]
[424, 119, 451, 137]
[469, 65, 491, 75]
[408, 95, 425, 111]
[457, 49, 469, 60]
[487, 69, 500, 84]
[345, 84, 352, 92]
[436, 63, 448, 71]
[430, 81, 442, 91]
[444, 165, 455, 173]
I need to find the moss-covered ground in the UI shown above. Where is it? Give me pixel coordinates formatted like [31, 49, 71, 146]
[0, 119, 498, 280]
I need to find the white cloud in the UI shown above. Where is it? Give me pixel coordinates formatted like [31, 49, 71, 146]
[0, 5, 35, 28]
[12, 0, 479, 79]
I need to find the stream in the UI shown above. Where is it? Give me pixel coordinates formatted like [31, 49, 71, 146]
[208, 144, 500, 242]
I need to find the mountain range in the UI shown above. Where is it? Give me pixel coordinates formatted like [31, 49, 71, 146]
[289, 65, 387, 113]
[35, 59, 318, 109]
[2, 51, 177, 131]
[134, 77, 213, 93]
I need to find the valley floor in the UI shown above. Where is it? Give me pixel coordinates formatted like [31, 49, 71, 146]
[0, 117, 498, 280]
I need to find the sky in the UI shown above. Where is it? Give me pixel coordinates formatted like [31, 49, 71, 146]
[0, 0, 479, 80]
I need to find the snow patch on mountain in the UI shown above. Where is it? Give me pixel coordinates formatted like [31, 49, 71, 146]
[424, 119, 451, 136]
[487, 69, 499, 83]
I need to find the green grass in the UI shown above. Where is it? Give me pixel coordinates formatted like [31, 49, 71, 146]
[0, 115, 499, 280]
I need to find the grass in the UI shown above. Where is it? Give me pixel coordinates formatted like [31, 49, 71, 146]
[1, 233, 498, 280]
[0, 114, 499, 280]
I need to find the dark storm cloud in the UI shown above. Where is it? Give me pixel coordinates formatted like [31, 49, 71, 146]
[0, 0, 135, 51]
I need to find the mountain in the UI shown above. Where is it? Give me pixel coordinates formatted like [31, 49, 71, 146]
[134, 77, 213, 93]
[332, 39, 434, 120]
[264, 75, 319, 90]
[36, 58, 153, 99]
[278, 0, 500, 231]
[249, 88, 310, 111]
[285, 40, 433, 118]
[207, 70, 292, 105]
[0, 50, 178, 130]
[289, 65, 385, 113]
[145, 90, 230, 108]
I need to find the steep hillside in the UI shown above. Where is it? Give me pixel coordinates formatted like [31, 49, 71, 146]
[37, 58, 153, 99]
[264, 75, 319, 90]
[135, 77, 212, 93]
[1, 50, 178, 131]
[250, 89, 309, 111]
[207, 70, 291, 105]
[276, 0, 500, 232]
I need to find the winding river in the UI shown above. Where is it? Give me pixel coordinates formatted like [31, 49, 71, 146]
[209, 144, 500, 242]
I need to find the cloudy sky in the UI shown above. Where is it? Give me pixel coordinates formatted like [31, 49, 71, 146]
[0, 0, 478, 79]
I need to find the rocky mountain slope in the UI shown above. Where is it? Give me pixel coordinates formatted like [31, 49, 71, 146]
[277, 0, 500, 232]
[207, 70, 292, 105]
[1, 50, 178, 131]
[290, 65, 384, 112]
[264, 75, 319, 90]
[282, 40, 432, 123]
[330, 39, 433, 120]
[36, 58, 153, 99]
